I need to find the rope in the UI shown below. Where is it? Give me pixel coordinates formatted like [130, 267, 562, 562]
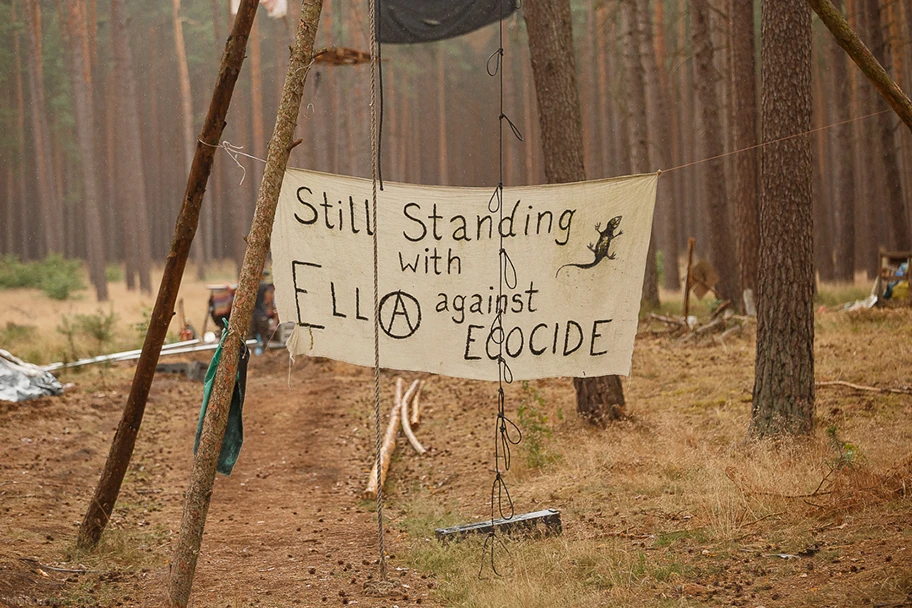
[367, 0, 386, 582]
[661, 109, 891, 173]
[480, 0, 523, 578]
[203, 108, 891, 185]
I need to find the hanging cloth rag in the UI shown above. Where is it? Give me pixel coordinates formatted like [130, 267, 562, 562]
[194, 330, 249, 475]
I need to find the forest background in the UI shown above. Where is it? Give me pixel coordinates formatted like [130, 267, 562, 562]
[0, 0, 910, 304]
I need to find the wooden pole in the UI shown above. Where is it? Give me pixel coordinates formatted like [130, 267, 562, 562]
[167, 2, 323, 605]
[807, 0, 912, 133]
[76, 0, 261, 551]
[683, 237, 695, 320]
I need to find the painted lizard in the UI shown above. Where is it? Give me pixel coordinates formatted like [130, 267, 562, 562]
[555, 215, 623, 277]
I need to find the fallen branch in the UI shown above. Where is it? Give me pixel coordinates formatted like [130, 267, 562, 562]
[647, 312, 687, 327]
[410, 380, 423, 428]
[363, 384, 403, 500]
[399, 380, 426, 455]
[709, 299, 731, 321]
[20, 558, 96, 574]
[816, 380, 912, 395]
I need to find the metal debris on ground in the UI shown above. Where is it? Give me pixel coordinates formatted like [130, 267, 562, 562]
[435, 508, 562, 541]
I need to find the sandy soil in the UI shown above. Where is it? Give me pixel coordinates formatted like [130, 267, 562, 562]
[1, 299, 911, 607]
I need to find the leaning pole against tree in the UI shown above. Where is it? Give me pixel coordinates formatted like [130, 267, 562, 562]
[76, 0, 261, 551]
[807, 0, 912, 132]
[167, 1, 324, 605]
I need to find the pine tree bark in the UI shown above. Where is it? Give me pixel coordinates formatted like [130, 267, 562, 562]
[652, 0, 681, 291]
[11, 0, 29, 258]
[887, 0, 912, 209]
[250, 16, 267, 185]
[22, 0, 64, 256]
[730, 0, 760, 302]
[437, 45, 449, 185]
[524, 0, 625, 422]
[865, 0, 911, 250]
[112, 0, 152, 292]
[692, 0, 739, 303]
[77, 0, 262, 552]
[751, 0, 815, 437]
[812, 56, 836, 281]
[623, 0, 659, 307]
[828, 0, 856, 282]
[173, 0, 206, 279]
[168, 2, 324, 604]
[60, 0, 108, 301]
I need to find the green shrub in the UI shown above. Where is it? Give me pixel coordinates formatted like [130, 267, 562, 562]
[105, 264, 124, 283]
[38, 254, 85, 300]
[0, 255, 37, 289]
[76, 310, 119, 354]
[517, 381, 561, 469]
[0, 255, 85, 300]
[0, 322, 37, 345]
[56, 310, 119, 363]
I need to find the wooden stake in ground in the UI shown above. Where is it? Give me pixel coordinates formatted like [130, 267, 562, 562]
[167, 2, 324, 605]
[807, 0, 912, 133]
[400, 380, 426, 455]
[683, 237, 695, 321]
[76, 0, 261, 551]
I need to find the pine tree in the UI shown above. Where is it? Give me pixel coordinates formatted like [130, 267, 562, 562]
[751, 0, 815, 437]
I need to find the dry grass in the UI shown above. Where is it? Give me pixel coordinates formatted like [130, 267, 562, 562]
[394, 289, 912, 608]
[0, 261, 238, 365]
[1, 268, 910, 607]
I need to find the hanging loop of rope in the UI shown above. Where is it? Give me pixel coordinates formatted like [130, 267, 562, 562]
[479, 0, 521, 577]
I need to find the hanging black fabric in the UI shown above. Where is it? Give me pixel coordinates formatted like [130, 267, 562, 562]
[379, 0, 516, 44]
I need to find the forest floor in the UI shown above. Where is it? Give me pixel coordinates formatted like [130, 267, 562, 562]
[1, 275, 911, 607]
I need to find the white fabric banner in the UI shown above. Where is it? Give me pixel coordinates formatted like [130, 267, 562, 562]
[272, 168, 658, 381]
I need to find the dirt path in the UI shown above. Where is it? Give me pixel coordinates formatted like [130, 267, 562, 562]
[1, 351, 439, 607]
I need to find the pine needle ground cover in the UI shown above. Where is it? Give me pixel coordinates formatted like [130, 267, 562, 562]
[0, 280, 909, 607]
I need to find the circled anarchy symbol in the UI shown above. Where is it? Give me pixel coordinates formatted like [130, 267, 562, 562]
[378, 291, 421, 339]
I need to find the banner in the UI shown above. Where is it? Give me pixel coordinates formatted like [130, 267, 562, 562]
[272, 168, 658, 381]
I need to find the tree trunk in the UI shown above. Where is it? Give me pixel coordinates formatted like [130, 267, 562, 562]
[730, 0, 760, 302]
[524, 0, 625, 423]
[751, 0, 815, 437]
[887, 0, 912, 213]
[813, 45, 836, 282]
[112, 0, 152, 293]
[168, 2, 324, 604]
[865, 0, 911, 250]
[652, 0, 681, 291]
[77, 0, 262, 552]
[595, 5, 613, 177]
[623, 0, 659, 307]
[829, 0, 856, 282]
[173, 0, 205, 279]
[60, 0, 108, 301]
[250, 15, 267, 184]
[22, 0, 64, 256]
[11, 0, 29, 259]
[437, 45, 449, 185]
[104, 70, 122, 269]
[807, 0, 912, 132]
[692, 0, 739, 303]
